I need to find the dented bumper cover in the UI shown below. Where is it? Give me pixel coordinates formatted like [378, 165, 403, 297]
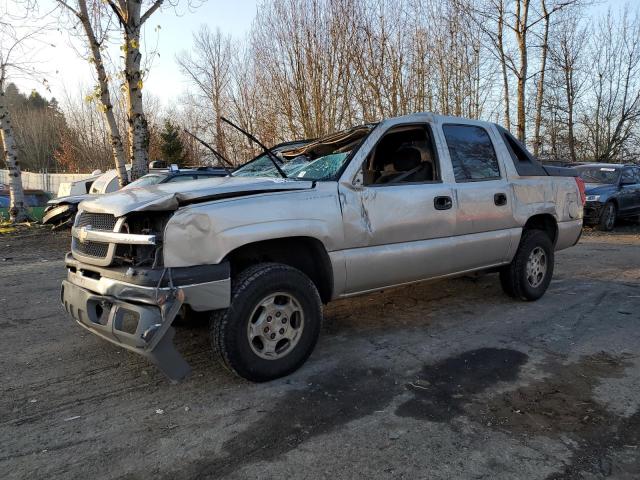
[61, 256, 231, 380]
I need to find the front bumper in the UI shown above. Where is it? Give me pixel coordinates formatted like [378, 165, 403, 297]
[583, 202, 604, 224]
[61, 257, 231, 380]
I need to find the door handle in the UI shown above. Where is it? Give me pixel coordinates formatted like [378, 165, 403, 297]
[494, 193, 508, 206]
[434, 196, 452, 210]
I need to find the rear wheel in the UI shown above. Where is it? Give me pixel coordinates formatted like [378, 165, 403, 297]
[598, 201, 616, 231]
[500, 230, 554, 301]
[210, 263, 322, 382]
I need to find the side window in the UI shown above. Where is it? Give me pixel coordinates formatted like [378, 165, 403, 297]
[621, 169, 635, 184]
[504, 133, 530, 163]
[363, 124, 440, 186]
[443, 124, 501, 182]
[500, 129, 547, 176]
[635, 168, 640, 183]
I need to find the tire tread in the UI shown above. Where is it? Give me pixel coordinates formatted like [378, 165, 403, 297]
[499, 229, 554, 301]
[210, 262, 322, 381]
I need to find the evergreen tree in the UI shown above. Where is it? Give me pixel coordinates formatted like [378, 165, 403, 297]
[159, 120, 185, 165]
[27, 90, 49, 109]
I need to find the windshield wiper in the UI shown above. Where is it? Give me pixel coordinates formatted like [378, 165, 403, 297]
[220, 116, 288, 179]
[182, 129, 233, 175]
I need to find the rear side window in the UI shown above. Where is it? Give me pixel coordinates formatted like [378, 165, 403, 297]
[621, 168, 635, 184]
[442, 124, 501, 182]
[499, 128, 547, 176]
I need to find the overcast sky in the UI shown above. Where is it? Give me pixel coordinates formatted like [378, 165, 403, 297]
[10, 0, 630, 107]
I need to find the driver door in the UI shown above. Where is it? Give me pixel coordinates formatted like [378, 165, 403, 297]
[337, 122, 456, 294]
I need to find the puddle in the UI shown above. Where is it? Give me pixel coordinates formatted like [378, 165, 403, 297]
[395, 348, 528, 422]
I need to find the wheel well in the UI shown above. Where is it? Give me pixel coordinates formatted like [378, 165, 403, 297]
[523, 214, 558, 245]
[224, 237, 334, 303]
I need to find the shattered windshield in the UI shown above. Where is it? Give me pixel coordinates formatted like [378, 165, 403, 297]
[232, 125, 374, 181]
[576, 167, 621, 184]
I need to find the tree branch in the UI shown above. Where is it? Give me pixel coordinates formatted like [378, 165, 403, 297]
[141, 0, 164, 26]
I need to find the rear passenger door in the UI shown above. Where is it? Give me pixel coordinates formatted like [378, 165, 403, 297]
[440, 123, 517, 271]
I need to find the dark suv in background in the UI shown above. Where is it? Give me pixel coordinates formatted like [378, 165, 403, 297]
[574, 163, 640, 230]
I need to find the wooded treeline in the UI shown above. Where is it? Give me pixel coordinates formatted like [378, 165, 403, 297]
[2, 82, 195, 173]
[179, 0, 640, 166]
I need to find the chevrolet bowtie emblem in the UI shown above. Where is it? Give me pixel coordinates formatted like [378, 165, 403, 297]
[78, 225, 92, 243]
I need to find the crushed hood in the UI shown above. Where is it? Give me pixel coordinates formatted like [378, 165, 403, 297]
[79, 176, 315, 217]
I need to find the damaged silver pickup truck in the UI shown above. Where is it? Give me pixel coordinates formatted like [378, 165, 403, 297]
[61, 113, 585, 382]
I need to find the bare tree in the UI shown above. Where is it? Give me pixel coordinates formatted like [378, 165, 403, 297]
[102, 0, 165, 180]
[546, 12, 587, 162]
[57, 0, 129, 186]
[0, 70, 27, 221]
[177, 26, 234, 158]
[582, 7, 640, 162]
[532, 0, 550, 156]
[173, 0, 640, 165]
[0, 3, 50, 222]
[55, 84, 115, 172]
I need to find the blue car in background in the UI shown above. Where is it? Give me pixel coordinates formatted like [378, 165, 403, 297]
[574, 163, 640, 230]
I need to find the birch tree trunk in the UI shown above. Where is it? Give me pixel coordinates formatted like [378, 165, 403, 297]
[61, 0, 129, 187]
[515, 0, 530, 142]
[0, 80, 29, 222]
[123, 0, 149, 180]
[533, 0, 549, 157]
[497, 1, 511, 130]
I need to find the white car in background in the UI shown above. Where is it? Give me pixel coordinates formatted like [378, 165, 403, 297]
[44, 169, 129, 227]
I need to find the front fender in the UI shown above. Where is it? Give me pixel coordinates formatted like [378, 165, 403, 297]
[162, 187, 342, 267]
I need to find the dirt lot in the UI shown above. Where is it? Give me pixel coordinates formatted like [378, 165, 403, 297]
[1, 226, 639, 479]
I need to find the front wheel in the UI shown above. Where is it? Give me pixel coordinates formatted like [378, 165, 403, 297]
[210, 263, 322, 382]
[598, 202, 617, 231]
[500, 230, 554, 301]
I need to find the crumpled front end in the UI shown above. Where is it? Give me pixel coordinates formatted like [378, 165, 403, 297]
[583, 201, 604, 225]
[61, 278, 190, 380]
[61, 208, 231, 380]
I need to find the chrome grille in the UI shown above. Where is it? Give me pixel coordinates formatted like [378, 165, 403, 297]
[76, 212, 117, 231]
[72, 238, 110, 258]
[71, 211, 165, 267]
[72, 212, 121, 266]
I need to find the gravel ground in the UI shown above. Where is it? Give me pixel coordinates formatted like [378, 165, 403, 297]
[0, 225, 639, 479]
